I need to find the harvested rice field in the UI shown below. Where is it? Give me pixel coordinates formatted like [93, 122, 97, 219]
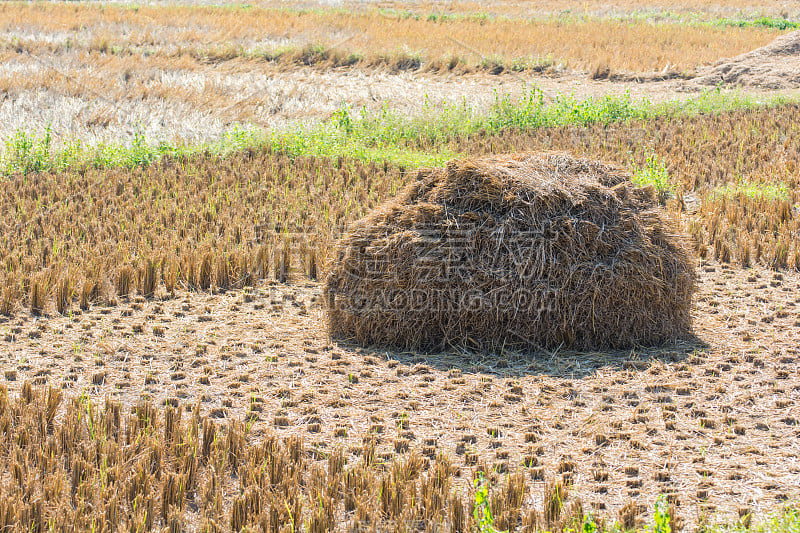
[1, 263, 799, 530]
[1, 1, 800, 532]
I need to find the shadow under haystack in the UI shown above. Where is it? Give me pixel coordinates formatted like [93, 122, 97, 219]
[324, 152, 695, 353]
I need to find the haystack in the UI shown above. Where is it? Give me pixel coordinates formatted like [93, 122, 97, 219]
[696, 30, 800, 89]
[324, 152, 695, 352]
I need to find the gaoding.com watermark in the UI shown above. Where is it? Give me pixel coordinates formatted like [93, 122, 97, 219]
[327, 285, 559, 315]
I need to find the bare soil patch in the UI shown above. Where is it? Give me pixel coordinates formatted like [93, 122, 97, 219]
[2, 261, 798, 526]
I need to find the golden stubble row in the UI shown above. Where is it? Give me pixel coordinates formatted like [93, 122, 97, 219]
[0, 151, 408, 315]
[0, 383, 612, 532]
[452, 104, 800, 271]
[0, 3, 784, 73]
[2, 105, 799, 315]
[253, 0, 799, 18]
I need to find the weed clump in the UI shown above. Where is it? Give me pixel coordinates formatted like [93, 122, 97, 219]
[325, 152, 695, 352]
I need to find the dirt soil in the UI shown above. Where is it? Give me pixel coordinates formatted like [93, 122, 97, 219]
[1, 260, 798, 526]
[697, 30, 800, 89]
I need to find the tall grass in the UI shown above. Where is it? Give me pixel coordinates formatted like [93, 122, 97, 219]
[711, 181, 791, 201]
[632, 154, 674, 201]
[718, 16, 800, 30]
[2, 87, 798, 178]
[275, 87, 800, 161]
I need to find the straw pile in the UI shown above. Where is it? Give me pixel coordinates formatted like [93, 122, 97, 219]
[696, 30, 800, 90]
[324, 152, 695, 352]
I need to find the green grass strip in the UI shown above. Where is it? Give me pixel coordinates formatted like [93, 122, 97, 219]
[2, 86, 799, 177]
[716, 16, 800, 30]
[711, 181, 791, 201]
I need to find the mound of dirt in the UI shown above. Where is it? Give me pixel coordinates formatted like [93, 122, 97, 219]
[697, 30, 800, 89]
[324, 152, 696, 352]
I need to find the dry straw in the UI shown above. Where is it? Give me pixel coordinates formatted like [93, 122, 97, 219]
[325, 152, 696, 352]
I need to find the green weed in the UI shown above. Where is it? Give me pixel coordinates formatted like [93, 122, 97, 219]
[1, 89, 798, 178]
[3, 126, 52, 175]
[717, 17, 800, 30]
[632, 155, 674, 201]
[473, 471, 504, 533]
[699, 504, 799, 533]
[711, 182, 790, 201]
[652, 495, 671, 533]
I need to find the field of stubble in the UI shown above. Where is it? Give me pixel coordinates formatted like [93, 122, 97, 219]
[0, 1, 798, 531]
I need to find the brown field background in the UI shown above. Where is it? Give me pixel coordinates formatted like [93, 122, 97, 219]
[0, 4, 783, 72]
[0, 3, 790, 147]
[125, 0, 800, 19]
[433, 0, 795, 16]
